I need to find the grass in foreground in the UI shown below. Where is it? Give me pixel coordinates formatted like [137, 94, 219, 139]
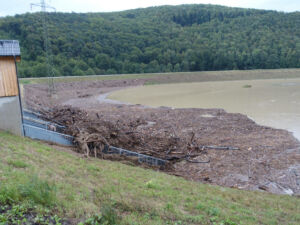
[0, 131, 299, 224]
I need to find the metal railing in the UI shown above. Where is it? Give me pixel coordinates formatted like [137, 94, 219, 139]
[104, 146, 167, 166]
[23, 124, 74, 146]
[22, 108, 167, 166]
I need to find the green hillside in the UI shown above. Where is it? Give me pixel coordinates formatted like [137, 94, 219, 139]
[0, 131, 300, 224]
[0, 4, 300, 77]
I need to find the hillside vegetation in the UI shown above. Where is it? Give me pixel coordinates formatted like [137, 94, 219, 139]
[0, 131, 300, 224]
[0, 4, 300, 77]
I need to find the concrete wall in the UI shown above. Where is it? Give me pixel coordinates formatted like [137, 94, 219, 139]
[0, 96, 23, 136]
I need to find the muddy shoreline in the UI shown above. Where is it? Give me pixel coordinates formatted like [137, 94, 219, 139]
[24, 78, 300, 195]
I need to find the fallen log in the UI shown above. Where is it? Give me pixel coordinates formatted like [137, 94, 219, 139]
[185, 158, 210, 163]
[199, 145, 240, 150]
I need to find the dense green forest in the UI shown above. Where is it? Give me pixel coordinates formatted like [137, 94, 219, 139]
[0, 4, 300, 77]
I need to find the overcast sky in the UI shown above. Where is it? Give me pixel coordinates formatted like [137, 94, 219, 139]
[1, 0, 299, 17]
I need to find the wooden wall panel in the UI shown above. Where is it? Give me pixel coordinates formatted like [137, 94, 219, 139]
[0, 57, 18, 97]
[0, 70, 6, 96]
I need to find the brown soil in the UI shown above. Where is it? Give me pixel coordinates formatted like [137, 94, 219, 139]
[24, 78, 300, 195]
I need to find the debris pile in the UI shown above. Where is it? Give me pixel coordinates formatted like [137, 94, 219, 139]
[40, 106, 217, 166]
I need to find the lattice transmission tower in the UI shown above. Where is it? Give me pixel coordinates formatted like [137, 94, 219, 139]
[31, 0, 56, 97]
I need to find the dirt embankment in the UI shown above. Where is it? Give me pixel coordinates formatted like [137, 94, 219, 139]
[24, 78, 300, 195]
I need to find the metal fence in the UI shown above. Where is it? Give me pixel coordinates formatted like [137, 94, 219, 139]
[23, 116, 65, 132]
[23, 124, 74, 146]
[22, 108, 168, 166]
[23, 109, 73, 146]
[23, 109, 66, 132]
[104, 146, 167, 166]
[23, 109, 42, 120]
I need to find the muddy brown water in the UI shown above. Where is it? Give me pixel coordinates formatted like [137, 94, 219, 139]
[109, 78, 300, 140]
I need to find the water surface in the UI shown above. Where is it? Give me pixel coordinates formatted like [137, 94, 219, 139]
[109, 78, 300, 140]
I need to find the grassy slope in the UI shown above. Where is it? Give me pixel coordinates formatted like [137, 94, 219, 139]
[0, 131, 300, 224]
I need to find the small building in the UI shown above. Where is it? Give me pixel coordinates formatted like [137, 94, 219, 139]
[0, 40, 23, 136]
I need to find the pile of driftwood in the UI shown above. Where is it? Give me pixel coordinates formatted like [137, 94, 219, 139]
[40, 106, 238, 165]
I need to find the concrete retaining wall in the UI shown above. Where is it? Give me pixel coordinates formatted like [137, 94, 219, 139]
[0, 96, 23, 136]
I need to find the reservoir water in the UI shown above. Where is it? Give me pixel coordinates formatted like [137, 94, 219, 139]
[109, 78, 300, 140]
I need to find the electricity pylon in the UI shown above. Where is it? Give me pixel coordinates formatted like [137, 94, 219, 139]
[31, 0, 56, 97]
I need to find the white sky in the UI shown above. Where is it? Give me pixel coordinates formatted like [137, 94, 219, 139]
[0, 0, 299, 17]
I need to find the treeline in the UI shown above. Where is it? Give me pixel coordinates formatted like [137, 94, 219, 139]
[0, 4, 299, 77]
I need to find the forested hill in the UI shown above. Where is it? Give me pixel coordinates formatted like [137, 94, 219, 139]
[0, 4, 300, 77]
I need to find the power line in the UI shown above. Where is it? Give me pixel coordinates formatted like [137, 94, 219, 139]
[31, 0, 56, 97]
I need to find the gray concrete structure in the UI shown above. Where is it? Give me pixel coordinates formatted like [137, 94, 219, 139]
[0, 96, 23, 136]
